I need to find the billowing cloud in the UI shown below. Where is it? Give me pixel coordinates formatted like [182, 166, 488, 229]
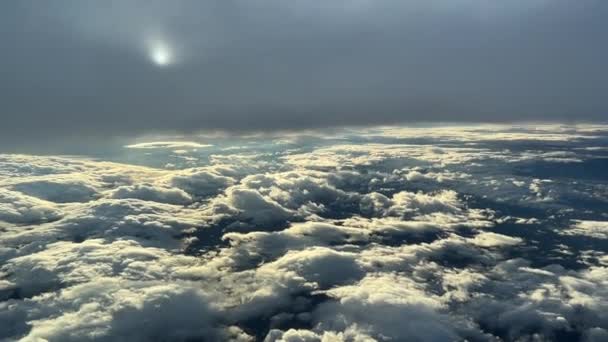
[109, 184, 193, 205]
[1, 124, 608, 340]
[0, 189, 61, 225]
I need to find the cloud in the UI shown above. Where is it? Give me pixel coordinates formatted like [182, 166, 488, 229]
[1, 125, 608, 340]
[312, 274, 460, 341]
[109, 184, 193, 205]
[125, 141, 213, 149]
[560, 220, 608, 240]
[168, 168, 235, 198]
[211, 187, 292, 227]
[459, 259, 608, 341]
[0, 189, 61, 225]
[12, 281, 235, 342]
[1, 2, 608, 148]
[11, 180, 99, 203]
[469, 232, 523, 248]
[260, 247, 364, 289]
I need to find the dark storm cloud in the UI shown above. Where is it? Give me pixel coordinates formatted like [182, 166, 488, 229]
[1, 0, 607, 147]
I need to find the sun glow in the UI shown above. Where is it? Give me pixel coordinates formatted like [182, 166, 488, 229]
[148, 40, 173, 67]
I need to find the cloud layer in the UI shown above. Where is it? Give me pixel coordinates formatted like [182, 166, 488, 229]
[1, 124, 608, 341]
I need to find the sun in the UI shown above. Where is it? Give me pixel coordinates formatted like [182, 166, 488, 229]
[149, 40, 173, 67]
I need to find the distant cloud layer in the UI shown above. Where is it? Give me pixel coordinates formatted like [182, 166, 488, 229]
[1, 124, 608, 341]
[1, 1, 607, 147]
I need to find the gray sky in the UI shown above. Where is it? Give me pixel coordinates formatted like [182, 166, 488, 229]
[1, 0, 607, 147]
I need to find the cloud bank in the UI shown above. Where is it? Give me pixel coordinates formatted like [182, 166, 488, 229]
[1, 124, 608, 341]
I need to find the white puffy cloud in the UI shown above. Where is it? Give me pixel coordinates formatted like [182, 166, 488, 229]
[459, 259, 608, 341]
[1, 124, 608, 341]
[2, 239, 181, 297]
[109, 184, 193, 205]
[125, 141, 213, 149]
[469, 232, 523, 248]
[560, 220, 608, 240]
[260, 247, 364, 289]
[11, 180, 99, 203]
[0, 154, 94, 178]
[11, 281, 236, 342]
[206, 187, 292, 227]
[168, 167, 235, 197]
[0, 189, 61, 225]
[312, 274, 460, 341]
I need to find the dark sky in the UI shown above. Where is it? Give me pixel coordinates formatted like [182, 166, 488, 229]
[1, 0, 607, 147]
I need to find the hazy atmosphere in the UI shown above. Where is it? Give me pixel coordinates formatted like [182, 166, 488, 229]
[1, 1, 607, 342]
[1, 0, 607, 147]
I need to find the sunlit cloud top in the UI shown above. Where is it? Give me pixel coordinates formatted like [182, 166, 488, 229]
[125, 141, 212, 149]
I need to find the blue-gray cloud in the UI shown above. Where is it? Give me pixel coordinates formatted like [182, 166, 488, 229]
[1, 1, 607, 148]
